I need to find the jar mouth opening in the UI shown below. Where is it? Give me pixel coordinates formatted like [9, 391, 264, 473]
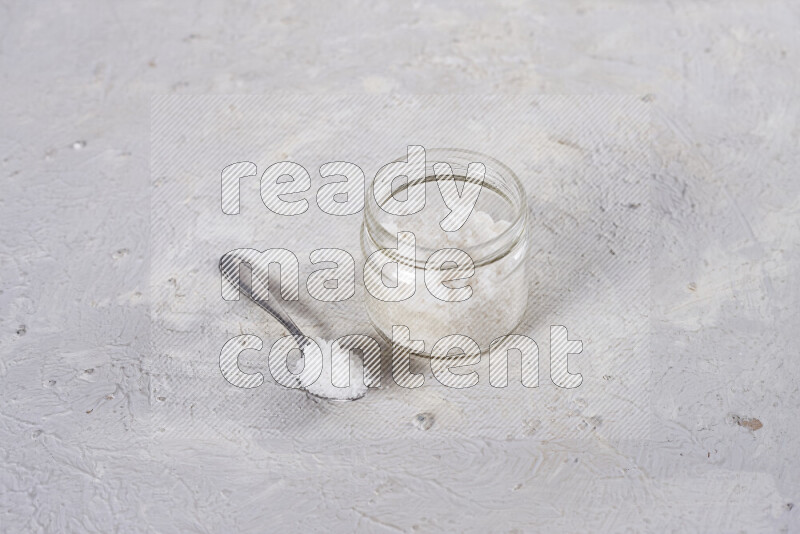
[364, 148, 528, 267]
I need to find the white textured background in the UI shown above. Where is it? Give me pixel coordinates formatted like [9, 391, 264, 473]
[149, 95, 652, 446]
[1, 1, 799, 532]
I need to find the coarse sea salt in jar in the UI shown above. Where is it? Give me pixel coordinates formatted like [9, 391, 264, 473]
[361, 148, 528, 357]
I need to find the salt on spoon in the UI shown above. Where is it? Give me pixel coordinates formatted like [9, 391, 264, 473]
[295, 337, 370, 402]
[219, 253, 370, 401]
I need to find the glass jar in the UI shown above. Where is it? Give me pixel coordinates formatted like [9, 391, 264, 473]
[361, 148, 528, 357]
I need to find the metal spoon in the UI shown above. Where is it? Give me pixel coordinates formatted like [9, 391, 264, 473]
[219, 252, 366, 401]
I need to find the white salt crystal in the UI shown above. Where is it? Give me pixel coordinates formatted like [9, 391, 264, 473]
[366, 210, 526, 353]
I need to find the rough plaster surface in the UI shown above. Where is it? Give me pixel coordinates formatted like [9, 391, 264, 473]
[1, 1, 799, 532]
[149, 94, 652, 446]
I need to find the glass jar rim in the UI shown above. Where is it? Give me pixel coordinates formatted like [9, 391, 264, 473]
[363, 147, 528, 267]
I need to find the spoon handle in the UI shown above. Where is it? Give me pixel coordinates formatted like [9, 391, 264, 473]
[219, 253, 310, 348]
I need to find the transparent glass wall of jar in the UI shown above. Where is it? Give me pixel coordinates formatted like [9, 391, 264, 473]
[361, 148, 528, 358]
